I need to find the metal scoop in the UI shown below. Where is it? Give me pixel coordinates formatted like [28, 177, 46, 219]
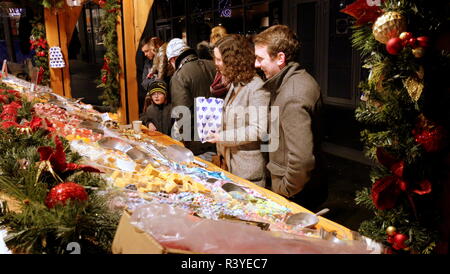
[222, 182, 247, 193]
[221, 182, 249, 200]
[98, 137, 133, 153]
[162, 144, 208, 168]
[126, 147, 161, 168]
[286, 208, 330, 229]
[79, 120, 106, 134]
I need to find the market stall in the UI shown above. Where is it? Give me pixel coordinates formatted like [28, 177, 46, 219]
[0, 75, 383, 254]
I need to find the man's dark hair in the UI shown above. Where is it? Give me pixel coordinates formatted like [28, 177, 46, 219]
[254, 25, 300, 63]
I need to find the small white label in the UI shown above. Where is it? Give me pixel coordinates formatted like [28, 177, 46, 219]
[101, 113, 111, 121]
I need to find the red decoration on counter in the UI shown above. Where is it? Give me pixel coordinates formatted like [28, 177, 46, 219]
[45, 182, 88, 208]
[38, 135, 102, 175]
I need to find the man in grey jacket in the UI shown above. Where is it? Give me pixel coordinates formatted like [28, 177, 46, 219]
[167, 38, 216, 156]
[254, 25, 327, 210]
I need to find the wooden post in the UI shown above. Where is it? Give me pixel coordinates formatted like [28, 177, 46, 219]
[134, 0, 154, 49]
[117, 0, 154, 124]
[44, 8, 64, 96]
[44, 5, 82, 98]
[117, 5, 128, 124]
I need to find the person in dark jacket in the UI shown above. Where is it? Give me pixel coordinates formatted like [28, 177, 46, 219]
[139, 80, 173, 136]
[166, 38, 216, 156]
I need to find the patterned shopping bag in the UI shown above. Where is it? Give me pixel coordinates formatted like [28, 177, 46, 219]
[195, 97, 224, 143]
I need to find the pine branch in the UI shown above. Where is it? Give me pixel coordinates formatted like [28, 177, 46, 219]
[351, 25, 380, 58]
[355, 188, 377, 210]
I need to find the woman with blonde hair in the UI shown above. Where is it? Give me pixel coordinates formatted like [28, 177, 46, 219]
[208, 34, 270, 187]
[210, 25, 228, 46]
[209, 25, 230, 98]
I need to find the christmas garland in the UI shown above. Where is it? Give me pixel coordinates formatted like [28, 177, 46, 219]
[39, 0, 65, 9]
[30, 13, 50, 86]
[342, 0, 450, 254]
[97, 0, 121, 112]
[27, 0, 65, 9]
[0, 85, 120, 254]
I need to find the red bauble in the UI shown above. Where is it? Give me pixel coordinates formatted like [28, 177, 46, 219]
[413, 124, 447, 152]
[45, 182, 88, 209]
[392, 233, 409, 250]
[386, 37, 404, 55]
[417, 36, 430, 48]
[102, 75, 108, 84]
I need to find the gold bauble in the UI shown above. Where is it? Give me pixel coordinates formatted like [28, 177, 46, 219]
[412, 47, 425, 58]
[386, 226, 397, 236]
[404, 76, 424, 102]
[373, 12, 407, 44]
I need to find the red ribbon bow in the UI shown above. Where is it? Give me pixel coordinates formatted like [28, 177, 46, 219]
[412, 115, 447, 153]
[340, 0, 384, 26]
[372, 148, 432, 211]
[0, 101, 21, 122]
[38, 136, 102, 176]
[19, 116, 46, 132]
[1, 121, 19, 129]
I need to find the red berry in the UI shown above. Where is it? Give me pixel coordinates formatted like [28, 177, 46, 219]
[417, 36, 430, 48]
[408, 38, 418, 48]
[398, 180, 408, 192]
[386, 38, 404, 55]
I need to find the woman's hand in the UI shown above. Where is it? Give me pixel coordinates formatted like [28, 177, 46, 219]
[206, 132, 221, 144]
[147, 123, 157, 131]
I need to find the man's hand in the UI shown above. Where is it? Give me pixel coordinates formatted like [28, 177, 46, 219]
[147, 123, 157, 131]
[146, 72, 154, 79]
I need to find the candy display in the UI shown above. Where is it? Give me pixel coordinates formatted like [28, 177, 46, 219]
[130, 204, 375, 254]
[0, 75, 384, 253]
[1, 75, 52, 93]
